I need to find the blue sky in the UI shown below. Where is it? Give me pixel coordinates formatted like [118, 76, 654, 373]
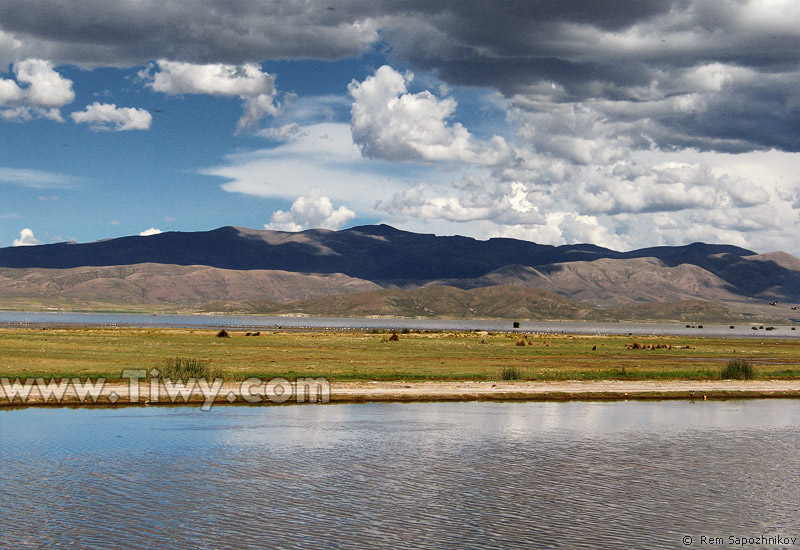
[1, 1, 799, 254]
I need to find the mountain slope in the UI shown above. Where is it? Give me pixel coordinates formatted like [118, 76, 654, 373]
[433, 257, 746, 307]
[0, 264, 381, 306]
[1, 225, 798, 319]
[202, 285, 747, 322]
[217, 285, 609, 320]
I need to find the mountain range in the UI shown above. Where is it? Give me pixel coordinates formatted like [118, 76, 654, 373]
[1, 225, 799, 322]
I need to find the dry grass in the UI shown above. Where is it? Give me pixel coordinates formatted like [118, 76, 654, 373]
[0, 327, 798, 382]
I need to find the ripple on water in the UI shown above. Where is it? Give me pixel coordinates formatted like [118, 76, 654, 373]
[1, 401, 798, 549]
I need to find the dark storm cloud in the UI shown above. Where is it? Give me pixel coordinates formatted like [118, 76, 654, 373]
[0, 0, 380, 65]
[2, 0, 798, 151]
[376, 0, 799, 152]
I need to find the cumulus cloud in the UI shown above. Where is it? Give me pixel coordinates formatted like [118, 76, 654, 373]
[266, 187, 355, 231]
[3, 1, 799, 252]
[71, 102, 152, 131]
[0, 59, 74, 121]
[12, 228, 41, 246]
[142, 60, 277, 131]
[378, 181, 545, 225]
[139, 227, 162, 236]
[349, 66, 511, 165]
[2, 2, 797, 149]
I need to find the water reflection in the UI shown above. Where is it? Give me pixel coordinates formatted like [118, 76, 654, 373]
[1, 400, 798, 549]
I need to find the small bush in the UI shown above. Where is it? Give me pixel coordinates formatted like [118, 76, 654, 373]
[500, 366, 522, 380]
[159, 357, 225, 381]
[720, 359, 756, 380]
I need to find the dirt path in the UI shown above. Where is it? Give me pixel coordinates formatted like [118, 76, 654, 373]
[3, 378, 799, 407]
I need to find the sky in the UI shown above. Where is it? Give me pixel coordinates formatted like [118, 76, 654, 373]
[1, 1, 799, 255]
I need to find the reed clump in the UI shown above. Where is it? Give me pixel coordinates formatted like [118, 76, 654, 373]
[719, 359, 756, 380]
[500, 366, 523, 380]
[159, 357, 226, 381]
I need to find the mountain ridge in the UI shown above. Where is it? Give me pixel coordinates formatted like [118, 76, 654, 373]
[1, 225, 798, 321]
[0, 224, 758, 276]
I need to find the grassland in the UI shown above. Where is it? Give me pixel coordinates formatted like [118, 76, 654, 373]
[1, 327, 799, 382]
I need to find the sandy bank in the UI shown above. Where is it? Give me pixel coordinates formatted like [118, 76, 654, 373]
[328, 379, 800, 401]
[2, 379, 799, 408]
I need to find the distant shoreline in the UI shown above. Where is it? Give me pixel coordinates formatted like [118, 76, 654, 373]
[1, 310, 798, 339]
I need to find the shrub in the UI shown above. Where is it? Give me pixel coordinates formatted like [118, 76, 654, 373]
[720, 359, 756, 380]
[159, 357, 225, 381]
[500, 366, 522, 380]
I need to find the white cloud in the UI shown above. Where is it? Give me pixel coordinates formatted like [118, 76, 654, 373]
[12, 228, 41, 246]
[0, 59, 74, 121]
[486, 213, 630, 251]
[139, 227, 162, 236]
[71, 102, 152, 131]
[260, 122, 306, 142]
[348, 65, 511, 165]
[0, 77, 24, 103]
[0, 167, 78, 189]
[378, 180, 545, 225]
[203, 121, 424, 209]
[266, 187, 355, 231]
[142, 60, 277, 131]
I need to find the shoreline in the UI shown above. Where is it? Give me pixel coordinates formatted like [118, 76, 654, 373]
[2, 311, 798, 339]
[3, 379, 799, 408]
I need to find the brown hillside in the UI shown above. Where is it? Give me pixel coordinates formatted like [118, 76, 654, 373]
[0, 264, 381, 307]
[268, 285, 608, 320]
[435, 257, 747, 307]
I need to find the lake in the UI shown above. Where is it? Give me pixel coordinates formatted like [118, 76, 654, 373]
[1, 310, 798, 338]
[1, 400, 798, 549]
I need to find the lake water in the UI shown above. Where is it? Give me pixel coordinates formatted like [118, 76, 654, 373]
[1, 310, 798, 338]
[1, 400, 798, 549]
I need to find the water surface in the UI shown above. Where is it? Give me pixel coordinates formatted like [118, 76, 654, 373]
[1, 400, 798, 549]
[1, 310, 797, 338]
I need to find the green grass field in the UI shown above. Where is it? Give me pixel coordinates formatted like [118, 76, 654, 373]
[1, 327, 799, 382]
